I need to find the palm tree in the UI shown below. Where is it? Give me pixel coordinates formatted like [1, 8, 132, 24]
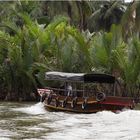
[0, 13, 48, 101]
[113, 37, 140, 96]
[42, 1, 92, 30]
[87, 1, 126, 32]
[90, 24, 123, 73]
[0, 1, 42, 28]
[121, 1, 140, 40]
[43, 16, 91, 72]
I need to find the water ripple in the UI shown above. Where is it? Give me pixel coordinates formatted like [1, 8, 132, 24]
[0, 102, 140, 140]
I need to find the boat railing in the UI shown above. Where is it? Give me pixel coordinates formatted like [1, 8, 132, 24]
[45, 86, 84, 92]
[45, 86, 98, 97]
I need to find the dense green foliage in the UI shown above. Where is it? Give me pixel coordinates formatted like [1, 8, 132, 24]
[0, 1, 140, 101]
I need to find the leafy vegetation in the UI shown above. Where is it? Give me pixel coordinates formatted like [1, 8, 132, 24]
[0, 0, 140, 101]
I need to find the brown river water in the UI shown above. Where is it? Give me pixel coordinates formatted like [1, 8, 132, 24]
[0, 102, 140, 140]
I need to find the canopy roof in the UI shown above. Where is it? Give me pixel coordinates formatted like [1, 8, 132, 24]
[45, 71, 115, 83]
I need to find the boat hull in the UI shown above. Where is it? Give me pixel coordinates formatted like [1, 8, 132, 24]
[43, 95, 135, 113]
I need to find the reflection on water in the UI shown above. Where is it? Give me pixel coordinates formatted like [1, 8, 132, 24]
[0, 102, 140, 140]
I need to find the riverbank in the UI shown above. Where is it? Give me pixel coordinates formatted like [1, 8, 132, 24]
[0, 91, 40, 102]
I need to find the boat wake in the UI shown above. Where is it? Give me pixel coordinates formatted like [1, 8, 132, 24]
[10, 102, 140, 139]
[12, 102, 46, 115]
[45, 110, 140, 140]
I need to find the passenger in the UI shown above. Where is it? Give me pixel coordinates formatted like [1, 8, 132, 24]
[67, 84, 72, 96]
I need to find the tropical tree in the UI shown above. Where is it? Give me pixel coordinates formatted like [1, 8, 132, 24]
[0, 0, 140, 101]
[0, 13, 48, 101]
[87, 1, 126, 32]
[0, 14, 93, 100]
[89, 24, 123, 73]
[89, 24, 140, 97]
[40, 15, 92, 72]
[113, 37, 140, 97]
[0, 1, 43, 29]
[121, 1, 140, 40]
[42, 1, 93, 30]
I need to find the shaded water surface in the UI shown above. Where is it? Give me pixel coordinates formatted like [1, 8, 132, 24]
[0, 102, 140, 140]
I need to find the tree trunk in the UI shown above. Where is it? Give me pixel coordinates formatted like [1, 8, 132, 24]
[67, 2, 72, 24]
[76, 1, 84, 30]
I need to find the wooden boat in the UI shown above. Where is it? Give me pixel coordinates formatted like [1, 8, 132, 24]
[37, 71, 135, 113]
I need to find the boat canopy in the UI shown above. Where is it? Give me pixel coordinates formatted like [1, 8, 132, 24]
[45, 71, 115, 83]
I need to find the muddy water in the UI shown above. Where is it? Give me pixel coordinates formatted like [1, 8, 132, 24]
[0, 102, 140, 140]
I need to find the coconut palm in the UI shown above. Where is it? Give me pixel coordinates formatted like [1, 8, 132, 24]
[121, 1, 140, 40]
[42, 15, 91, 72]
[0, 1, 140, 101]
[113, 37, 140, 96]
[42, 1, 92, 30]
[0, 1, 43, 28]
[0, 14, 92, 100]
[0, 13, 49, 100]
[87, 1, 126, 32]
[90, 24, 123, 73]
